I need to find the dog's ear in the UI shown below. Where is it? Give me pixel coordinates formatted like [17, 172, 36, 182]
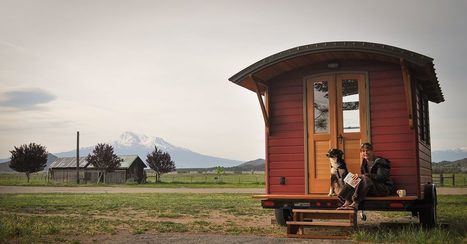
[336, 149, 343, 158]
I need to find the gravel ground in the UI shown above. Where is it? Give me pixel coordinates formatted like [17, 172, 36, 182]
[88, 233, 352, 244]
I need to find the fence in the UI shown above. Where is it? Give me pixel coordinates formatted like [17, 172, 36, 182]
[0, 172, 266, 185]
[432, 173, 467, 187]
[2, 172, 465, 187]
[153, 173, 266, 185]
[0, 173, 49, 185]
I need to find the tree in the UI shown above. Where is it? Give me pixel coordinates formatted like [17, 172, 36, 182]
[215, 166, 225, 183]
[86, 143, 123, 183]
[146, 146, 176, 183]
[9, 143, 48, 182]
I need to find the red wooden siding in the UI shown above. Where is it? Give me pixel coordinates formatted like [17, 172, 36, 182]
[416, 87, 433, 198]
[369, 69, 419, 196]
[263, 63, 430, 197]
[267, 76, 305, 194]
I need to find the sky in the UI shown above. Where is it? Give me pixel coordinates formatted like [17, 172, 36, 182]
[1, 0, 466, 161]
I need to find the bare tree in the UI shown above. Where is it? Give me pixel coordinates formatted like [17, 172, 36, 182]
[146, 146, 176, 183]
[86, 143, 123, 183]
[9, 143, 48, 182]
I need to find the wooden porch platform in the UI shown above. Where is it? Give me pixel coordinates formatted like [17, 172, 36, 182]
[253, 194, 418, 201]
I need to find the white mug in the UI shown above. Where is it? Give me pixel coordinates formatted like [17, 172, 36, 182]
[397, 189, 406, 197]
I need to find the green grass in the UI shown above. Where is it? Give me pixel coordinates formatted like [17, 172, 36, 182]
[0, 172, 265, 188]
[3, 172, 467, 188]
[432, 173, 467, 187]
[352, 225, 458, 243]
[0, 193, 465, 243]
[352, 194, 466, 243]
[0, 173, 51, 186]
[0, 193, 279, 243]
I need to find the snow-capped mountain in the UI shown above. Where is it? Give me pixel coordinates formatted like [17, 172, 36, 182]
[53, 132, 242, 168]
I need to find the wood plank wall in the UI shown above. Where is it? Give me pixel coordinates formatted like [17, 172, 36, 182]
[369, 69, 419, 195]
[267, 76, 305, 194]
[264, 61, 423, 196]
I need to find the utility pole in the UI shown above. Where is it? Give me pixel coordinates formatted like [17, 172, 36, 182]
[76, 131, 80, 184]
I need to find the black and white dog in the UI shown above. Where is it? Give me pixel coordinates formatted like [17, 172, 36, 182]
[326, 148, 349, 196]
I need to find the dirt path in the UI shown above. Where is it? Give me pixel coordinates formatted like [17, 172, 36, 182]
[0, 186, 465, 194]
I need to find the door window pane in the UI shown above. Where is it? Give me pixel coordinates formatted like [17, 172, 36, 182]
[342, 79, 360, 132]
[313, 81, 329, 133]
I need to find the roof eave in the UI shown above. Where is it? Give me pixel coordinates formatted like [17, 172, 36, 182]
[229, 41, 444, 103]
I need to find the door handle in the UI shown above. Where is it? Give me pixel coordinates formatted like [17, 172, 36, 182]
[337, 135, 344, 144]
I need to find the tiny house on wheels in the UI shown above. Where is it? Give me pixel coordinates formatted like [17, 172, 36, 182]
[229, 41, 444, 230]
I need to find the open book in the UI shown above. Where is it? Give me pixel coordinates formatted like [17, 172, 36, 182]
[344, 172, 361, 188]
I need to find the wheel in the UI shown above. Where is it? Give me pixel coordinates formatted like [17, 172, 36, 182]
[274, 208, 292, 226]
[360, 211, 367, 221]
[419, 184, 437, 228]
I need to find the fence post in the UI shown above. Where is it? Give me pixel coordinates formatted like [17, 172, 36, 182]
[440, 173, 444, 186]
[453, 173, 456, 186]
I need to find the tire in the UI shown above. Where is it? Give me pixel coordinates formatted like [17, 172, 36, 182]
[419, 184, 437, 228]
[274, 208, 292, 226]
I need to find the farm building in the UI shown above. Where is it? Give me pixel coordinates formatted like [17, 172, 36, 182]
[229, 41, 444, 228]
[49, 155, 146, 183]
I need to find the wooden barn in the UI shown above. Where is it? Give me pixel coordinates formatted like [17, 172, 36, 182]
[229, 41, 444, 228]
[49, 155, 146, 184]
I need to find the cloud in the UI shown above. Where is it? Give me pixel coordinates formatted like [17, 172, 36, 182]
[0, 88, 56, 109]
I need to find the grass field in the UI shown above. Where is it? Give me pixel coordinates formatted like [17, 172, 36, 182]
[2, 172, 466, 187]
[0, 193, 465, 243]
[0, 172, 266, 188]
[432, 173, 467, 187]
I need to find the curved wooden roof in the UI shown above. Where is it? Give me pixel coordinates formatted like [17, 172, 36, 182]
[229, 41, 444, 103]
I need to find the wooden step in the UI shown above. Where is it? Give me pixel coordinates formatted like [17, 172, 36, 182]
[292, 209, 355, 214]
[287, 208, 357, 238]
[286, 221, 353, 227]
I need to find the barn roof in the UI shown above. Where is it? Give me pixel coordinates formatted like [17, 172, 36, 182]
[50, 155, 146, 169]
[49, 157, 89, 168]
[229, 41, 444, 103]
[86, 155, 146, 169]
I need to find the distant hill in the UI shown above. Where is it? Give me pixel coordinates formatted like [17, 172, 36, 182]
[433, 158, 467, 173]
[228, 158, 265, 171]
[0, 153, 58, 172]
[176, 158, 265, 173]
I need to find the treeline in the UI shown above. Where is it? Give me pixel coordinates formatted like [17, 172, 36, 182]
[432, 158, 467, 173]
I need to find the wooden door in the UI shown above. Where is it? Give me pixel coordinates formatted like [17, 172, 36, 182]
[306, 73, 368, 193]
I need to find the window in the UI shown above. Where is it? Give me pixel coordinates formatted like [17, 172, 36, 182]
[342, 79, 360, 133]
[313, 80, 329, 133]
[417, 87, 430, 144]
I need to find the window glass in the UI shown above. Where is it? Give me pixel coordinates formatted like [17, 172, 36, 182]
[313, 81, 329, 133]
[342, 79, 360, 133]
